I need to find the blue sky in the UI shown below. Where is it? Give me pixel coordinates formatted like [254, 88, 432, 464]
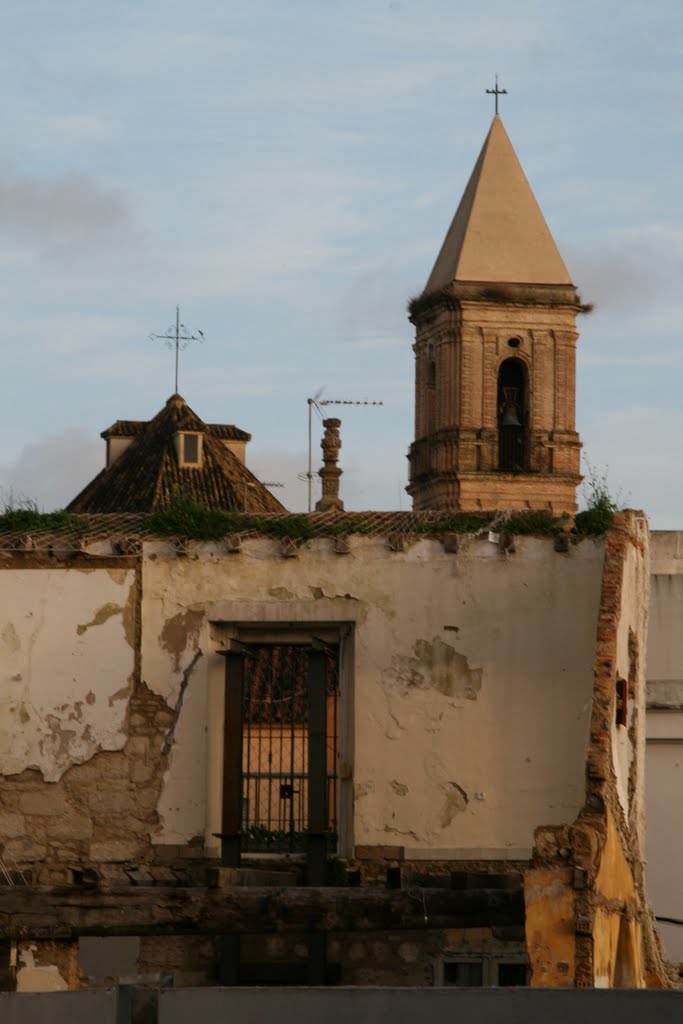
[1, 0, 681, 525]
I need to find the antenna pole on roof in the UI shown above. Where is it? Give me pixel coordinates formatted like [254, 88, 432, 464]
[149, 306, 204, 394]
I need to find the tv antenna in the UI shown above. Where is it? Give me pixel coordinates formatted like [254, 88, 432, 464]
[150, 306, 204, 394]
[304, 392, 383, 512]
[243, 480, 284, 512]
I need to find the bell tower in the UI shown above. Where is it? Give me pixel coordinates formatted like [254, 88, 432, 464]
[407, 115, 582, 514]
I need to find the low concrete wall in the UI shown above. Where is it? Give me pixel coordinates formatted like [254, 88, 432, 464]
[158, 986, 683, 1024]
[0, 988, 120, 1024]
[3, 986, 681, 1022]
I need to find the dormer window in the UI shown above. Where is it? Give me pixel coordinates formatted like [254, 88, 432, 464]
[175, 431, 203, 468]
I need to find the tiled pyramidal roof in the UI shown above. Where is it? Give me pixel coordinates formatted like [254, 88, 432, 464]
[67, 394, 286, 514]
[101, 419, 250, 441]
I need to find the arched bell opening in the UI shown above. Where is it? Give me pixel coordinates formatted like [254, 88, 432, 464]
[497, 358, 529, 472]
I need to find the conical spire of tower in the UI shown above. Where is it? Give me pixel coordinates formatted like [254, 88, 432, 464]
[408, 114, 582, 515]
[425, 115, 572, 291]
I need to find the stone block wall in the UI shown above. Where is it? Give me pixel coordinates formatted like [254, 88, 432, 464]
[0, 682, 176, 884]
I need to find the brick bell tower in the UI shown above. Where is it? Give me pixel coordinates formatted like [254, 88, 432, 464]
[407, 115, 583, 514]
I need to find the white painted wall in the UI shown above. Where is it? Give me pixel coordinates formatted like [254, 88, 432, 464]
[646, 531, 683, 963]
[646, 710, 683, 964]
[141, 534, 605, 858]
[0, 568, 135, 781]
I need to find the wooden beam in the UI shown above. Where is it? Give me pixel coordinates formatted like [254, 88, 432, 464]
[0, 886, 524, 940]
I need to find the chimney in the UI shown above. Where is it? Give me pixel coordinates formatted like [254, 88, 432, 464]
[315, 418, 344, 512]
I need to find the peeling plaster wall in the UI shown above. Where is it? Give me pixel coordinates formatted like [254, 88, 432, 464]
[592, 811, 643, 988]
[141, 535, 605, 856]
[610, 526, 649, 840]
[0, 568, 136, 781]
[15, 940, 82, 992]
[526, 514, 665, 989]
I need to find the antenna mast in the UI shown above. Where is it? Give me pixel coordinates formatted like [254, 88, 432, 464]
[305, 396, 383, 512]
[150, 306, 204, 394]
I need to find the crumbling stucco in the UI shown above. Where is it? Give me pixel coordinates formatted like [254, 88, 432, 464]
[440, 782, 469, 827]
[0, 679, 178, 879]
[16, 945, 68, 992]
[1, 531, 608, 868]
[160, 609, 205, 671]
[525, 514, 673, 989]
[0, 569, 136, 781]
[383, 636, 482, 701]
[139, 533, 604, 854]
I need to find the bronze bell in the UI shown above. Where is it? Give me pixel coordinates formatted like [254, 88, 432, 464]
[501, 402, 522, 427]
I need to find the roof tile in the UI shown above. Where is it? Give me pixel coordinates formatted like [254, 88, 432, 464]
[68, 394, 283, 514]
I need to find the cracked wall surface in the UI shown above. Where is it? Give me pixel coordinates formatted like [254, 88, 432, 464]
[0, 533, 607, 871]
[0, 568, 136, 781]
[141, 533, 605, 856]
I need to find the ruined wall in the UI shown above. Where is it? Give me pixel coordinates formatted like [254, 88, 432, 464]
[0, 533, 605, 874]
[525, 513, 672, 988]
[0, 558, 184, 879]
[141, 533, 605, 859]
[645, 530, 683, 964]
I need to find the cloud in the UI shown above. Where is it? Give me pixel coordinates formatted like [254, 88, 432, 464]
[48, 114, 115, 144]
[570, 248, 660, 309]
[336, 262, 414, 344]
[565, 224, 683, 312]
[0, 171, 131, 249]
[0, 429, 102, 511]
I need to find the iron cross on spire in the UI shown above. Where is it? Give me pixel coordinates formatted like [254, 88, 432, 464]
[486, 74, 507, 115]
[149, 306, 204, 394]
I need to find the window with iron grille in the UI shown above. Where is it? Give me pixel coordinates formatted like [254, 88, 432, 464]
[239, 643, 340, 854]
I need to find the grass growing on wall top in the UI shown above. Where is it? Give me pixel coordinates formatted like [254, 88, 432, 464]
[0, 497, 77, 533]
[574, 462, 620, 536]
[146, 493, 316, 540]
[0, 489, 616, 540]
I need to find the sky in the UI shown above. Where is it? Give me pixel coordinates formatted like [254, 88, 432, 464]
[1, 0, 681, 526]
